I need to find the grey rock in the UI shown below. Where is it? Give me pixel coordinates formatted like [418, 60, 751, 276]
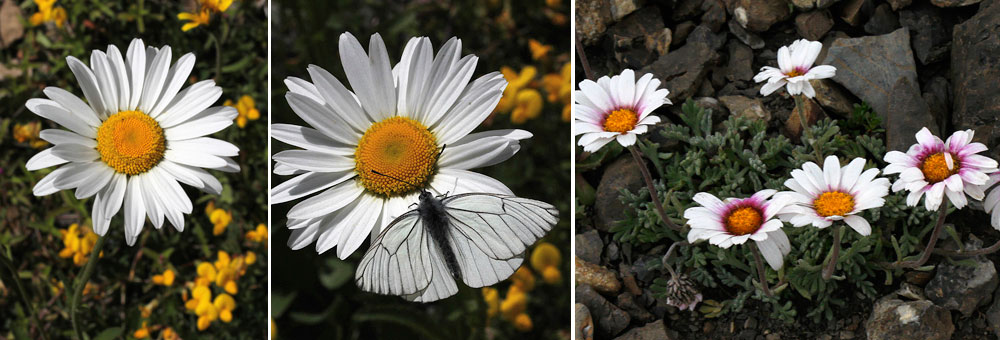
[726, 41, 754, 82]
[899, 4, 952, 65]
[608, 10, 669, 68]
[616, 292, 656, 323]
[728, 19, 765, 49]
[610, 0, 642, 21]
[952, 0, 1000, 159]
[791, 0, 840, 10]
[795, 10, 834, 41]
[885, 77, 938, 156]
[694, 97, 731, 123]
[614, 320, 670, 340]
[577, 0, 613, 46]
[786, 97, 826, 140]
[720, 95, 771, 122]
[987, 287, 1000, 337]
[701, 0, 727, 31]
[730, 0, 792, 32]
[809, 79, 854, 117]
[577, 257, 622, 293]
[840, 0, 874, 26]
[671, 0, 704, 21]
[576, 229, 603, 264]
[688, 25, 727, 51]
[672, 21, 696, 47]
[640, 42, 719, 101]
[866, 297, 954, 340]
[887, 0, 912, 10]
[577, 285, 631, 337]
[922, 77, 950, 129]
[924, 255, 998, 316]
[576, 303, 595, 340]
[864, 4, 899, 35]
[931, 0, 982, 7]
[823, 28, 918, 126]
[594, 156, 644, 232]
[895, 282, 926, 300]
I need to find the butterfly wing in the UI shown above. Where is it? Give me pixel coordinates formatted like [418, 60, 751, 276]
[442, 193, 558, 288]
[355, 211, 436, 297]
[403, 246, 459, 302]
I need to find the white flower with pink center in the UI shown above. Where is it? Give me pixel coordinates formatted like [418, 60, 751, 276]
[573, 69, 669, 152]
[753, 39, 836, 98]
[883, 127, 999, 211]
[684, 190, 791, 270]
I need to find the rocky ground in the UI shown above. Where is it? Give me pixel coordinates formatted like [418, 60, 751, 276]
[575, 0, 1000, 338]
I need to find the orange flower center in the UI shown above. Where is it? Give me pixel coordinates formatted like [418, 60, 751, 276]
[921, 152, 958, 183]
[813, 191, 855, 217]
[96, 111, 166, 175]
[724, 206, 763, 236]
[354, 116, 438, 197]
[603, 108, 638, 133]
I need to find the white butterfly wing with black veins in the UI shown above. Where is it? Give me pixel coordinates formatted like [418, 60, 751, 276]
[355, 191, 559, 302]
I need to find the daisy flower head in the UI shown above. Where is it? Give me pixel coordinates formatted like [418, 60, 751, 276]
[26, 38, 240, 246]
[979, 173, 1000, 230]
[776, 156, 889, 236]
[883, 127, 999, 211]
[573, 69, 669, 152]
[684, 190, 791, 270]
[753, 39, 836, 98]
[273, 32, 530, 259]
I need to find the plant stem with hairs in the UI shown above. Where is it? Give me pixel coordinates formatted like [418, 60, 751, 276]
[822, 225, 841, 280]
[628, 145, 683, 232]
[71, 235, 105, 340]
[750, 243, 773, 297]
[882, 201, 948, 269]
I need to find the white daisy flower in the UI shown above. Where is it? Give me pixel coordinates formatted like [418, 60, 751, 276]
[273, 32, 530, 259]
[684, 190, 792, 270]
[776, 156, 890, 236]
[883, 127, 999, 211]
[26, 38, 240, 246]
[573, 69, 669, 152]
[753, 39, 836, 98]
[979, 173, 1000, 230]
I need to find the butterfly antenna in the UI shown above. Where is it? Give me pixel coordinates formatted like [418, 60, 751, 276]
[370, 170, 443, 195]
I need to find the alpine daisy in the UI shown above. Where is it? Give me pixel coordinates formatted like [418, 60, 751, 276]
[776, 156, 890, 236]
[273, 32, 529, 259]
[573, 69, 669, 152]
[883, 127, 999, 211]
[753, 39, 836, 98]
[684, 190, 792, 270]
[26, 38, 240, 246]
[980, 173, 1000, 230]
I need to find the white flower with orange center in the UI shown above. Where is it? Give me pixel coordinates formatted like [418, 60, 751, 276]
[684, 190, 791, 270]
[776, 156, 890, 235]
[272, 32, 529, 259]
[26, 38, 240, 245]
[883, 127, 999, 211]
[573, 69, 669, 152]
[753, 39, 836, 98]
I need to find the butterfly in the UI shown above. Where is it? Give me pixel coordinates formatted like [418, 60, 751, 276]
[355, 170, 559, 302]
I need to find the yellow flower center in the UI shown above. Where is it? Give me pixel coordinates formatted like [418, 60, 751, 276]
[96, 111, 166, 175]
[603, 108, 638, 133]
[724, 206, 762, 236]
[813, 191, 855, 217]
[921, 152, 958, 183]
[354, 116, 438, 197]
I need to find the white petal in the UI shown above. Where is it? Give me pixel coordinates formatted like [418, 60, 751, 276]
[288, 181, 365, 219]
[843, 215, 871, 236]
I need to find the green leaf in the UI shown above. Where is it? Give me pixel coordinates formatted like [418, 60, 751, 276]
[92, 327, 123, 340]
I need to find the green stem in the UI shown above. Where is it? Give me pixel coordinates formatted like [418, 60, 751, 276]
[794, 95, 822, 162]
[0, 248, 47, 340]
[882, 201, 949, 269]
[628, 145, 683, 232]
[822, 225, 842, 280]
[71, 235, 105, 340]
[750, 243, 773, 297]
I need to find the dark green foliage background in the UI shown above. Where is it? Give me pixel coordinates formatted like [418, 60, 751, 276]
[270, 0, 571, 339]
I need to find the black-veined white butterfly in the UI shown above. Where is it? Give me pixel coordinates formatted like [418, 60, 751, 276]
[355, 170, 558, 302]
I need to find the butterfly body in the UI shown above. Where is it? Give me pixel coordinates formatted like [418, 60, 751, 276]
[417, 190, 462, 281]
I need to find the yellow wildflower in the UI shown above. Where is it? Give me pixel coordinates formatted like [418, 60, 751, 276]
[30, 0, 66, 28]
[161, 328, 179, 340]
[186, 285, 212, 312]
[531, 242, 562, 284]
[152, 268, 176, 286]
[133, 321, 151, 339]
[500, 286, 528, 321]
[13, 121, 48, 149]
[513, 313, 533, 332]
[510, 266, 535, 292]
[271, 319, 277, 339]
[139, 300, 157, 318]
[225, 95, 261, 128]
[214, 250, 249, 294]
[214, 293, 236, 323]
[178, 9, 211, 32]
[200, 0, 233, 13]
[210, 208, 232, 236]
[196, 262, 217, 287]
[528, 39, 552, 60]
[541, 63, 572, 122]
[205, 201, 217, 215]
[245, 251, 257, 265]
[495, 66, 537, 113]
[58, 224, 102, 266]
[510, 89, 543, 124]
[546, 0, 560, 7]
[246, 223, 268, 243]
[482, 287, 500, 318]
